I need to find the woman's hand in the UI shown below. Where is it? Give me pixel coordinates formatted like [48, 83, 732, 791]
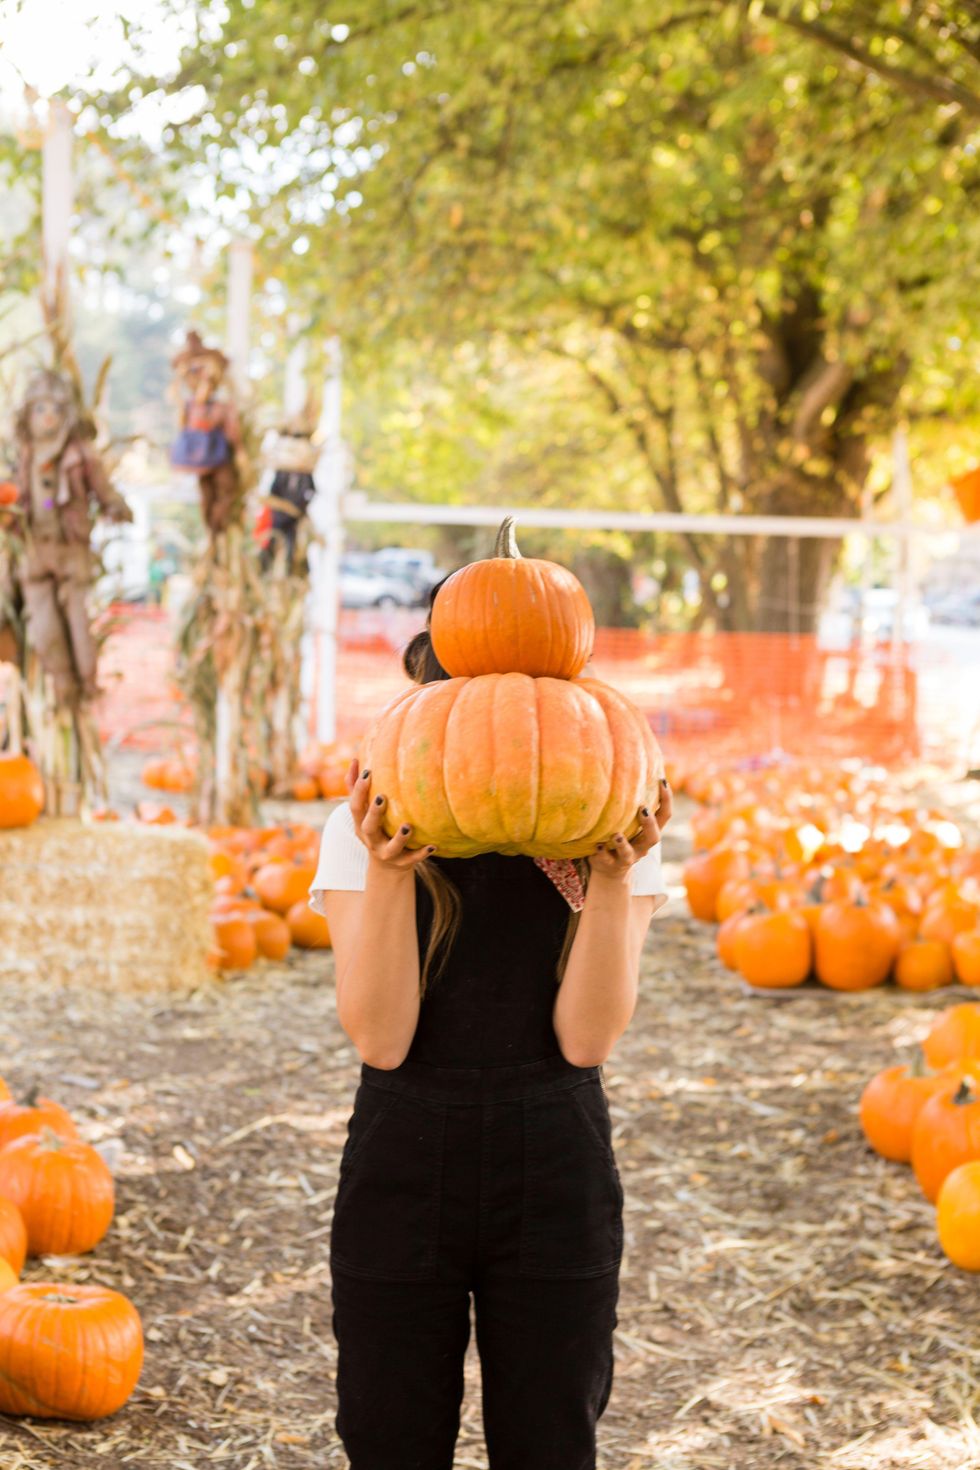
[345, 759, 436, 871]
[588, 779, 673, 882]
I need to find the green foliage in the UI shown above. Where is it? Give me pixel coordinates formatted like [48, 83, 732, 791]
[96, 0, 980, 626]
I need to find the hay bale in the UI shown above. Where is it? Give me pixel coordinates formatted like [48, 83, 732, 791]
[0, 818, 214, 992]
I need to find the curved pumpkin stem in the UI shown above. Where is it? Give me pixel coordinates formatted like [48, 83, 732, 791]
[494, 516, 521, 559]
[953, 1078, 976, 1106]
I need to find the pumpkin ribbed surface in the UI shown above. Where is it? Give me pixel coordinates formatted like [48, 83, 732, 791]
[430, 521, 595, 680]
[0, 1132, 114, 1256]
[361, 673, 663, 858]
[0, 1283, 143, 1419]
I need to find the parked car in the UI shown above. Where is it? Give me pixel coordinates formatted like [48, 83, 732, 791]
[372, 547, 447, 605]
[930, 589, 980, 628]
[340, 566, 418, 609]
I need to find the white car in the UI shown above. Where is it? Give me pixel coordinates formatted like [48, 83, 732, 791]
[340, 569, 418, 609]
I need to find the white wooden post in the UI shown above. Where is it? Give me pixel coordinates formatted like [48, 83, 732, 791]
[42, 98, 73, 322]
[891, 427, 914, 651]
[308, 337, 345, 744]
[283, 328, 309, 420]
[225, 238, 254, 400]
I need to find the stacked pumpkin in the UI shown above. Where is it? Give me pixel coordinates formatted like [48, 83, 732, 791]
[360, 519, 664, 856]
[207, 820, 331, 969]
[682, 759, 980, 992]
[0, 1079, 143, 1420]
[861, 1004, 980, 1272]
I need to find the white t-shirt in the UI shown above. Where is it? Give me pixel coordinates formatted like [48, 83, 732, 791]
[309, 802, 669, 916]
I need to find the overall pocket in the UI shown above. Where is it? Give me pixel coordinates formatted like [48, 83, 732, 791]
[518, 1077, 624, 1279]
[331, 1084, 446, 1282]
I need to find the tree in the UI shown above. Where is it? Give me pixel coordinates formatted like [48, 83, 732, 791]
[102, 0, 980, 629]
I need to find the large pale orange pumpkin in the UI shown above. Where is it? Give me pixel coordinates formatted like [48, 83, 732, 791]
[0, 1283, 143, 1419]
[360, 673, 663, 859]
[430, 518, 595, 680]
[0, 754, 45, 830]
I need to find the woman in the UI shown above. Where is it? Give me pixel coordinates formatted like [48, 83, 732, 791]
[310, 598, 671, 1470]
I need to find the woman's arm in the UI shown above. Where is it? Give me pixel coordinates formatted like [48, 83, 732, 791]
[322, 764, 435, 1070]
[552, 786, 672, 1067]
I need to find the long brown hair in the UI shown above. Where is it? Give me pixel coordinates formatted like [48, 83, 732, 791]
[407, 580, 583, 994]
[404, 584, 461, 995]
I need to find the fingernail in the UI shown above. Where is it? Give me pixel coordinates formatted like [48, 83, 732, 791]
[401, 825, 411, 835]
[362, 769, 371, 780]
[641, 807, 650, 817]
[661, 777, 669, 788]
[427, 845, 436, 853]
[374, 795, 384, 805]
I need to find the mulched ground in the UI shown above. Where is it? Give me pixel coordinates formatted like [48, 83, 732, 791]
[3, 792, 980, 1468]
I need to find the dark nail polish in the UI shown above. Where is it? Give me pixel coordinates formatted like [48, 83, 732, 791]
[401, 825, 411, 835]
[661, 778, 670, 788]
[374, 795, 384, 805]
[642, 807, 650, 817]
[361, 769, 371, 780]
[427, 845, 436, 853]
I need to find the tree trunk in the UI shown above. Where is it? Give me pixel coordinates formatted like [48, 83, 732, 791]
[752, 534, 840, 634]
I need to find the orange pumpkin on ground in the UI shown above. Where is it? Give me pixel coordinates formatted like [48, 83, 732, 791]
[0, 1130, 114, 1254]
[894, 940, 954, 992]
[0, 1283, 143, 1419]
[0, 1090, 77, 1152]
[911, 1075, 980, 1202]
[0, 1198, 27, 1273]
[952, 930, 980, 986]
[920, 898, 980, 948]
[212, 916, 257, 971]
[717, 912, 748, 971]
[0, 754, 45, 830]
[250, 910, 292, 961]
[361, 673, 663, 859]
[859, 1063, 955, 1163]
[732, 910, 811, 990]
[430, 517, 595, 680]
[291, 775, 320, 802]
[286, 900, 332, 949]
[813, 899, 901, 991]
[254, 861, 318, 915]
[0, 1259, 17, 1293]
[937, 1161, 980, 1270]
[923, 1005, 980, 1070]
[683, 847, 751, 923]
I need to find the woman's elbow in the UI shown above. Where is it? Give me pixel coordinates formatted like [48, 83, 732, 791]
[358, 1045, 408, 1070]
[559, 1041, 612, 1068]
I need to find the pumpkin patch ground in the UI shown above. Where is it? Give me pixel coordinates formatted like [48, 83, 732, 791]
[2, 786, 980, 1466]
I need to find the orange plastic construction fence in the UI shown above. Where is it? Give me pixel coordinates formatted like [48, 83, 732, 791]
[95, 606, 978, 772]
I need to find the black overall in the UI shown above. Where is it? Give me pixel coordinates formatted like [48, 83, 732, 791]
[329, 853, 624, 1469]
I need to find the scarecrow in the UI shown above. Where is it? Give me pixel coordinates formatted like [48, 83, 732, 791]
[170, 331, 245, 537]
[257, 417, 318, 573]
[11, 370, 132, 706]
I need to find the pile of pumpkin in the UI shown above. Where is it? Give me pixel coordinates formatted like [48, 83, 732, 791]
[862, 1003, 980, 1272]
[207, 821, 331, 970]
[288, 740, 357, 802]
[0, 1079, 143, 1420]
[681, 760, 980, 991]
